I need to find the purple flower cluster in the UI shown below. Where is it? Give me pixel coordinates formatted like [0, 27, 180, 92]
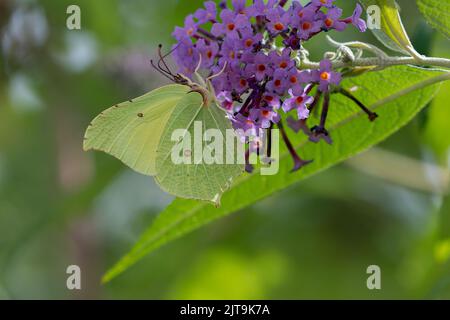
[171, 0, 367, 171]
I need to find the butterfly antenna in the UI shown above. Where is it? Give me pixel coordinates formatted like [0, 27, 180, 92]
[158, 44, 178, 76]
[150, 59, 176, 82]
[207, 62, 228, 81]
[161, 43, 179, 61]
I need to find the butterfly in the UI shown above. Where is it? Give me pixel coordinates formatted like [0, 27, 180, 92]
[83, 46, 244, 206]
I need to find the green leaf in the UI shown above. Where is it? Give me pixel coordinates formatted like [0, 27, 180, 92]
[103, 66, 448, 283]
[417, 0, 450, 39]
[360, 0, 418, 55]
[424, 79, 450, 162]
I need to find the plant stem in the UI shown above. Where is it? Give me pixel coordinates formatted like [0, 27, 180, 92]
[338, 88, 378, 121]
[300, 55, 450, 70]
[279, 0, 289, 7]
[319, 91, 330, 129]
[278, 121, 312, 172]
[197, 28, 221, 41]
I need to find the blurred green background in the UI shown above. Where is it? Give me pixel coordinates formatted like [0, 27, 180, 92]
[0, 0, 449, 299]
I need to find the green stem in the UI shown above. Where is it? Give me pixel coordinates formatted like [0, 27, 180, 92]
[301, 55, 450, 71]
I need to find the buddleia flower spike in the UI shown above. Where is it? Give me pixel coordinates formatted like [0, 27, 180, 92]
[170, 0, 374, 172]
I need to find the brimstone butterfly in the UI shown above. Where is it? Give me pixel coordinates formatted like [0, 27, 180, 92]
[83, 55, 245, 206]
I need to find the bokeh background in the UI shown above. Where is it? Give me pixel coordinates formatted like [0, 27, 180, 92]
[0, 0, 449, 299]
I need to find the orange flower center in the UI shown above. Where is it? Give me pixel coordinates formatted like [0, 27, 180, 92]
[290, 76, 297, 84]
[325, 18, 333, 27]
[320, 72, 331, 81]
[265, 95, 274, 102]
[239, 79, 247, 87]
[296, 96, 304, 104]
[274, 79, 282, 87]
[279, 61, 288, 69]
[206, 50, 213, 59]
[274, 22, 285, 31]
[262, 110, 270, 117]
[227, 23, 236, 31]
[302, 22, 311, 30]
[258, 64, 266, 72]
[245, 39, 254, 48]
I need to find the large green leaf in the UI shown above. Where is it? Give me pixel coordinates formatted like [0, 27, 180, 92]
[360, 0, 418, 55]
[103, 66, 449, 283]
[424, 80, 450, 162]
[417, 0, 450, 39]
